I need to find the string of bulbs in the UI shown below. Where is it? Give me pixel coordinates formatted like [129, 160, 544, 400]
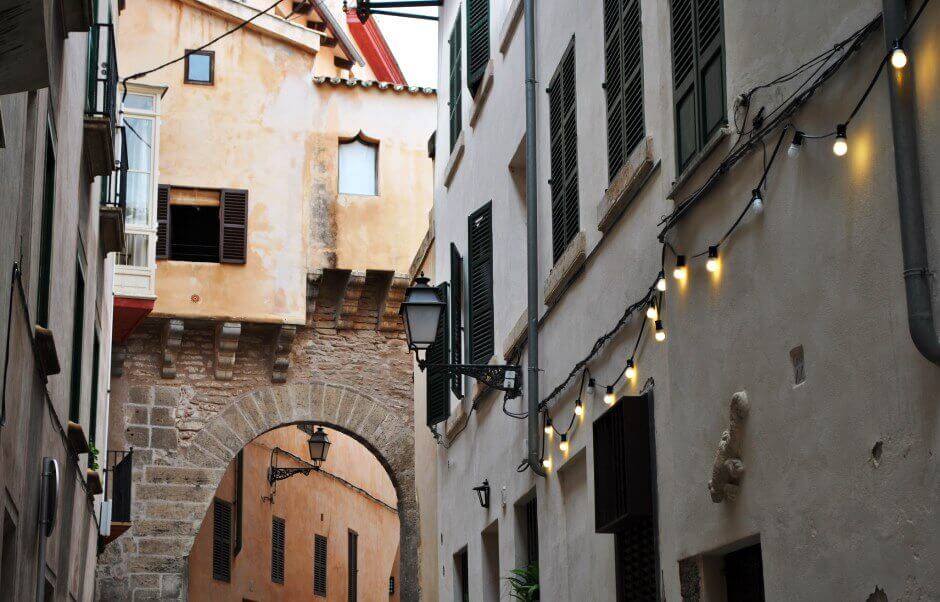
[536, 1, 932, 467]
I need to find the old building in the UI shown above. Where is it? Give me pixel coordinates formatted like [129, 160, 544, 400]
[0, 0, 125, 598]
[95, 0, 434, 600]
[414, 0, 940, 600]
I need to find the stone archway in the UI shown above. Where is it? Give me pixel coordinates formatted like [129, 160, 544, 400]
[102, 381, 418, 601]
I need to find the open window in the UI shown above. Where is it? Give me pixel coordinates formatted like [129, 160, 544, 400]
[338, 133, 379, 196]
[156, 186, 248, 264]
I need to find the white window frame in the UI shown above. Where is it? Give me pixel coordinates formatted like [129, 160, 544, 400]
[337, 132, 380, 196]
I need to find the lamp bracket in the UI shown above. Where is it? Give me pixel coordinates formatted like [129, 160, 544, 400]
[267, 447, 320, 485]
[427, 364, 522, 399]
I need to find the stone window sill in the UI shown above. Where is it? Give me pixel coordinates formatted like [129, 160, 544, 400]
[543, 231, 587, 307]
[443, 130, 466, 188]
[469, 60, 495, 128]
[596, 137, 657, 233]
[667, 125, 730, 201]
[444, 397, 469, 440]
[498, 0, 524, 55]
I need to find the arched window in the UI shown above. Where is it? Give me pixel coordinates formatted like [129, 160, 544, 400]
[338, 134, 378, 196]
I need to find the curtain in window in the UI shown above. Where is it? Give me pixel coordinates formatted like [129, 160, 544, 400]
[338, 139, 377, 195]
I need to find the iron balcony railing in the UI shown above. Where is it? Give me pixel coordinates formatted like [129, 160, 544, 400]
[100, 125, 129, 209]
[104, 448, 133, 523]
[85, 22, 119, 130]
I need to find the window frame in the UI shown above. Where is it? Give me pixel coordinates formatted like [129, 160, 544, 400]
[337, 133, 380, 196]
[184, 49, 215, 85]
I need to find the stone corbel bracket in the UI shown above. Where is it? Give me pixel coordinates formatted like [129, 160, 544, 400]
[307, 268, 405, 332]
[708, 390, 750, 503]
[271, 325, 297, 383]
[160, 319, 184, 379]
[214, 322, 241, 380]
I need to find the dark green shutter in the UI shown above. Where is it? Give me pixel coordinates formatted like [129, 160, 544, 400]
[212, 499, 232, 582]
[68, 261, 85, 423]
[88, 332, 99, 444]
[467, 203, 494, 365]
[450, 243, 463, 398]
[605, 0, 644, 181]
[448, 14, 463, 152]
[156, 184, 171, 259]
[549, 41, 579, 264]
[426, 283, 450, 426]
[467, 0, 490, 96]
[672, 0, 724, 171]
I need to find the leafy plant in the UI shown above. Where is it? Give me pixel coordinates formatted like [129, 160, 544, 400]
[88, 442, 100, 472]
[505, 562, 539, 601]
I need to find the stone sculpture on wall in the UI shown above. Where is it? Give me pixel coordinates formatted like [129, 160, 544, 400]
[708, 390, 750, 503]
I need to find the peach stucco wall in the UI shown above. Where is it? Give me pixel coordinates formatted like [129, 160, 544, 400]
[118, 0, 434, 324]
[188, 426, 400, 601]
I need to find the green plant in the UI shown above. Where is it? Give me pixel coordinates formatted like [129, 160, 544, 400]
[88, 442, 100, 472]
[505, 562, 539, 601]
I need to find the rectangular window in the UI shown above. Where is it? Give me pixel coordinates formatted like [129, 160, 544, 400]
[724, 543, 765, 602]
[466, 0, 490, 97]
[671, 0, 725, 171]
[481, 522, 500, 601]
[314, 534, 327, 596]
[467, 203, 493, 365]
[36, 127, 56, 328]
[124, 114, 154, 227]
[156, 187, 248, 264]
[117, 233, 150, 267]
[68, 260, 85, 423]
[426, 283, 450, 426]
[347, 529, 358, 602]
[212, 499, 232, 582]
[548, 41, 579, 264]
[338, 136, 378, 196]
[605, 0, 644, 181]
[88, 332, 100, 445]
[185, 50, 214, 85]
[272, 517, 285, 584]
[453, 548, 469, 602]
[448, 14, 462, 152]
[449, 243, 463, 398]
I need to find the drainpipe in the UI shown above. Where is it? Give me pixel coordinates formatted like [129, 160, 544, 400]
[524, 0, 546, 475]
[883, 0, 940, 365]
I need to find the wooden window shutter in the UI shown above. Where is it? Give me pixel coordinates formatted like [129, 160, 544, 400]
[314, 535, 328, 596]
[426, 282, 450, 426]
[467, 203, 494, 365]
[548, 41, 579, 264]
[467, 0, 490, 96]
[220, 189, 248, 264]
[212, 499, 232, 582]
[272, 517, 285, 584]
[448, 14, 462, 152]
[605, 0, 644, 181]
[233, 450, 243, 556]
[697, 0, 725, 142]
[450, 243, 463, 398]
[156, 184, 171, 259]
[347, 530, 358, 602]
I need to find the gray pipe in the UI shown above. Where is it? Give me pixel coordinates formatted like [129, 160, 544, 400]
[883, 0, 940, 365]
[524, 0, 546, 475]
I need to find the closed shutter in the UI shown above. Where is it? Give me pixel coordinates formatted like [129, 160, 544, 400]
[449, 243, 463, 398]
[156, 184, 171, 259]
[605, 0, 644, 181]
[314, 535, 328, 596]
[212, 499, 232, 582]
[672, 0, 725, 171]
[233, 450, 243, 556]
[448, 14, 462, 152]
[548, 41, 579, 264]
[347, 530, 358, 602]
[524, 497, 539, 565]
[272, 517, 285, 584]
[467, 203, 494, 365]
[426, 283, 450, 426]
[467, 0, 490, 96]
[220, 189, 248, 264]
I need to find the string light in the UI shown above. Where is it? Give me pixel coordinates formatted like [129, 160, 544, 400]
[656, 272, 667, 292]
[787, 130, 804, 158]
[890, 41, 908, 69]
[673, 255, 687, 280]
[603, 386, 616, 405]
[706, 246, 720, 272]
[544, 417, 553, 435]
[654, 320, 666, 342]
[542, 457, 551, 469]
[574, 399, 584, 416]
[833, 124, 848, 156]
[559, 433, 569, 452]
[646, 299, 658, 320]
[751, 189, 764, 214]
[625, 359, 636, 380]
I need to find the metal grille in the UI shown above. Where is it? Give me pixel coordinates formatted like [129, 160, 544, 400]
[212, 499, 232, 582]
[467, 203, 494, 364]
[614, 517, 657, 601]
[549, 40, 579, 264]
[272, 517, 285, 584]
[314, 534, 327, 596]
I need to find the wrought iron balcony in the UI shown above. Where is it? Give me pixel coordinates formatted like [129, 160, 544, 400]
[99, 125, 128, 254]
[99, 449, 133, 548]
[83, 23, 118, 178]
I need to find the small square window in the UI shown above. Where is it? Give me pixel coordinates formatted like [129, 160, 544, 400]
[185, 50, 214, 85]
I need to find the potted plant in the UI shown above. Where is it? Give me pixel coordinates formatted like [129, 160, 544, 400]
[86, 443, 103, 496]
[505, 562, 539, 601]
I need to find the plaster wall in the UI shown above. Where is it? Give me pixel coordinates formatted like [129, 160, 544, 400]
[421, 0, 940, 600]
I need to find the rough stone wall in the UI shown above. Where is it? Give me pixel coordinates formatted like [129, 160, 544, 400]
[96, 319, 416, 601]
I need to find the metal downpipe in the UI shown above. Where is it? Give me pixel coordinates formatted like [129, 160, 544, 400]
[883, 0, 940, 365]
[524, 0, 546, 475]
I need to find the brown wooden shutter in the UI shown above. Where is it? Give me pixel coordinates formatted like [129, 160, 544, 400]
[212, 499, 232, 582]
[220, 189, 248, 264]
[314, 534, 328, 595]
[156, 184, 171, 259]
[272, 516, 285, 584]
[347, 530, 358, 602]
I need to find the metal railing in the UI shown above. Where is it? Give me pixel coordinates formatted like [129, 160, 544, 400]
[85, 23, 119, 130]
[100, 125, 129, 209]
[104, 448, 133, 523]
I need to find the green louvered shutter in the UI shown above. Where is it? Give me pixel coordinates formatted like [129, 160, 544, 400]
[426, 282, 450, 426]
[467, 203, 494, 365]
[467, 0, 490, 97]
[449, 14, 463, 152]
[549, 41, 579, 264]
[606, 0, 644, 181]
[697, 0, 725, 142]
[450, 243, 464, 398]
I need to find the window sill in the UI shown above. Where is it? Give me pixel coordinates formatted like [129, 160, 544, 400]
[543, 231, 587, 307]
[468, 60, 495, 128]
[498, 0, 524, 55]
[596, 137, 657, 233]
[444, 398, 469, 440]
[667, 125, 731, 201]
[443, 130, 466, 189]
[502, 310, 528, 361]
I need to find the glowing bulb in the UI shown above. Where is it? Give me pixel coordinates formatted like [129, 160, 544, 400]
[673, 255, 688, 280]
[625, 359, 636, 380]
[654, 320, 666, 342]
[833, 124, 848, 157]
[706, 246, 720, 273]
[544, 417, 553, 435]
[603, 386, 616, 405]
[656, 274, 667, 292]
[787, 130, 804, 158]
[559, 434, 569, 452]
[542, 458, 551, 469]
[891, 42, 908, 69]
[646, 301, 658, 320]
[751, 189, 764, 214]
[574, 399, 584, 416]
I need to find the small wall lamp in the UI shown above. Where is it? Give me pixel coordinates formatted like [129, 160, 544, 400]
[472, 479, 491, 509]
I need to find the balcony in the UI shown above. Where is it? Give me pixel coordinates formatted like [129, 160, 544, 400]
[99, 449, 133, 547]
[99, 127, 128, 255]
[83, 23, 117, 179]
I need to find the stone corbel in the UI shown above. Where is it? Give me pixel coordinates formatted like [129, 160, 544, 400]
[271, 325, 297, 383]
[708, 390, 750, 503]
[160, 319, 184, 379]
[336, 272, 366, 329]
[214, 322, 241, 381]
[378, 276, 409, 332]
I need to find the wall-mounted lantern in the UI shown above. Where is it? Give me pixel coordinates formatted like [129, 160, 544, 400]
[472, 479, 491, 509]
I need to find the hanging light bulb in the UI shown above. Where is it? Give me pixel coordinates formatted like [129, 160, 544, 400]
[625, 359, 636, 380]
[646, 299, 658, 320]
[603, 386, 616, 405]
[542, 457, 551, 469]
[654, 320, 666, 342]
[587, 378, 596, 393]
[890, 41, 908, 69]
[544, 417, 553, 435]
[656, 272, 667, 292]
[833, 124, 848, 157]
[751, 189, 764, 214]
[788, 130, 804, 158]
[574, 399, 584, 416]
[706, 246, 720, 273]
[559, 433, 569, 452]
[673, 255, 688, 280]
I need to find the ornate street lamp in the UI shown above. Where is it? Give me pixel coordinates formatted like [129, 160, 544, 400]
[350, 0, 443, 22]
[307, 426, 331, 469]
[267, 427, 332, 485]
